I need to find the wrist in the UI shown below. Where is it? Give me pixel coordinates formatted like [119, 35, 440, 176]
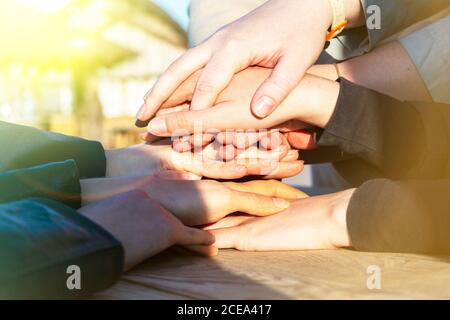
[288, 74, 340, 128]
[329, 188, 354, 248]
[105, 148, 125, 178]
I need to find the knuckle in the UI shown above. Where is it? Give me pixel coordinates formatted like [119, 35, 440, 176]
[195, 80, 216, 95]
[170, 113, 191, 132]
[223, 38, 240, 52]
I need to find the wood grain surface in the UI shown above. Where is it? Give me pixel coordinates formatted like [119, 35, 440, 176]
[96, 249, 450, 299]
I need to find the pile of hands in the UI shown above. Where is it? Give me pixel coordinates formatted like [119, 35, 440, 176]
[81, 0, 362, 271]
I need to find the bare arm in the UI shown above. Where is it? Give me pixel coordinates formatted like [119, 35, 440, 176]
[307, 41, 432, 102]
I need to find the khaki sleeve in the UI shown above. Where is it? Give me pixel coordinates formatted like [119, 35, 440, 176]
[188, 0, 266, 47]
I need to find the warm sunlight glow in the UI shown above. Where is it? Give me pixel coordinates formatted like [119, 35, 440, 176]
[20, 0, 73, 13]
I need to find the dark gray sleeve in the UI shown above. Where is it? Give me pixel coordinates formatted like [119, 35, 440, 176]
[310, 78, 450, 181]
[348, 178, 450, 254]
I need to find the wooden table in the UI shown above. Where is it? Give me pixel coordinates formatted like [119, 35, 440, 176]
[96, 249, 450, 299]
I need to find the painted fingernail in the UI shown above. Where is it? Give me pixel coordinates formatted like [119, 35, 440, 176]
[254, 96, 276, 118]
[135, 119, 150, 128]
[273, 198, 290, 209]
[148, 117, 168, 135]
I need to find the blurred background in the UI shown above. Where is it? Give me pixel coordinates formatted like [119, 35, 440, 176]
[0, 0, 190, 148]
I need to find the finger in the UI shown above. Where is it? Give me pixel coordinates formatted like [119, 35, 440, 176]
[217, 144, 239, 161]
[191, 133, 215, 151]
[147, 110, 200, 137]
[230, 190, 291, 216]
[176, 152, 249, 179]
[259, 131, 283, 150]
[215, 131, 238, 145]
[190, 51, 242, 111]
[156, 103, 190, 116]
[232, 131, 261, 149]
[261, 160, 304, 179]
[280, 149, 299, 162]
[177, 226, 216, 246]
[251, 55, 307, 118]
[285, 130, 316, 150]
[154, 170, 202, 181]
[235, 145, 289, 161]
[180, 244, 218, 257]
[224, 180, 308, 199]
[230, 157, 286, 176]
[172, 133, 214, 152]
[147, 99, 274, 136]
[137, 46, 211, 121]
[140, 132, 163, 143]
[203, 215, 254, 230]
[209, 227, 242, 249]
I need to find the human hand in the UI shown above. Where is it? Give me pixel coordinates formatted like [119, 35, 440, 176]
[144, 67, 340, 138]
[81, 176, 307, 226]
[79, 190, 216, 271]
[137, 0, 334, 122]
[205, 189, 355, 251]
[105, 138, 304, 180]
[146, 178, 307, 226]
[171, 129, 306, 163]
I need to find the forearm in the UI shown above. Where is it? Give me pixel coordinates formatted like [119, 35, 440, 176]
[347, 178, 450, 254]
[315, 79, 450, 178]
[307, 41, 432, 102]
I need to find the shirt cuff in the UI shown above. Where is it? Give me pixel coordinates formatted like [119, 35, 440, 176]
[347, 178, 434, 253]
[0, 160, 82, 209]
[0, 198, 124, 298]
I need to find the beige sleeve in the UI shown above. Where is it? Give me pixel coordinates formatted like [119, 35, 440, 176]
[188, 0, 266, 47]
[399, 13, 450, 104]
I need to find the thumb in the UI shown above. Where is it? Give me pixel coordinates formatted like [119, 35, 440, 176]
[251, 55, 308, 118]
[177, 226, 216, 246]
[230, 190, 291, 216]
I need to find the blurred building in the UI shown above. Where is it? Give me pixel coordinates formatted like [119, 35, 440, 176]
[0, 0, 188, 148]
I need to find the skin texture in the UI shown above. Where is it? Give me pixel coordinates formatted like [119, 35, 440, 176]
[137, 0, 364, 121]
[79, 191, 216, 271]
[145, 68, 340, 136]
[146, 38, 431, 154]
[206, 188, 355, 251]
[308, 41, 432, 102]
[80, 177, 307, 226]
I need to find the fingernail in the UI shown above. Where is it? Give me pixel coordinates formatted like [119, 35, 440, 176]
[254, 96, 276, 118]
[273, 198, 290, 209]
[135, 119, 150, 128]
[148, 117, 168, 136]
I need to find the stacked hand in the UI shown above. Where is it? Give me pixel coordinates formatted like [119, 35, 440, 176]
[137, 0, 335, 122]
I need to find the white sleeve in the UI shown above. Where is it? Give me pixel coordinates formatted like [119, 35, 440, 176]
[399, 13, 450, 105]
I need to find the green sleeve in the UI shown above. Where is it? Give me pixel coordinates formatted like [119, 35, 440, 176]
[0, 121, 106, 178]
[0, 160, 82, 209]
[0, 198, 124, 299]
